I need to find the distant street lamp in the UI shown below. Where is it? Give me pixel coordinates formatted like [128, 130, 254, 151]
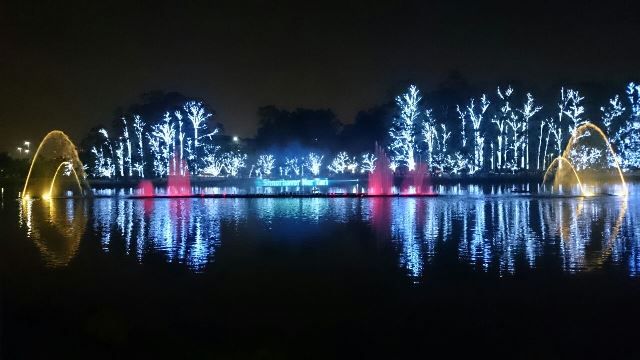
[233, 136, 239, 143]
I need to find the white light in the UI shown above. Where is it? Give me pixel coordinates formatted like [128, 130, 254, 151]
[233, 136, 239, 142]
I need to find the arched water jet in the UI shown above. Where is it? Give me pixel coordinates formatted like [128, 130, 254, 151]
[543, 122, 627, 196]
[543, 156, 588, 196]
[46, 161, 84, 199]
[563, 122, 627, 195]
[22, 130, 90, 198]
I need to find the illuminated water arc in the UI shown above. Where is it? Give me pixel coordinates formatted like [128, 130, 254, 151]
[47, 161, 84, 198]
[22, 130, 90, 198]
[563, 122, 628, 196]
[543, 156, 587, 195]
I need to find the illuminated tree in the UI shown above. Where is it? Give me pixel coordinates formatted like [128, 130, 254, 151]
[148, 135, 164, 177]
[517, 93, 542, 169]
[389, 161, 398, 173]
[132, 115, 145, 177]
[346, 156, 358, 174]
[121, 118, 132, 177]
[222, 151, 247, 177]
[536, 119, 547, 170]
[150, 112, 176, 176]
[328, 152, 350, 174]
[184, 101, 216, 172]
[601, 95, 625, 135]
[547, 120, 563, 166]
[304, 153, 324, 176]
[89, 129, 115, 178]
[562, 88, 585, 136]
[422, 109, 438, 166]
[256, 154, 276, 178]
[492, 86, 514, 171]
[284, 157, 302, 177]
[542, 88, 579, 168]
[114, 139, 124, 177]
[613, 82, 640, 170]
[430, 124, 451, 172]
[445, 152, 469, 175]
[569, 146, 603, 171]
[90, 146, 112, 178]
[458, 105, 466, 148]
[361, 153, 377, 174]
[389, 85, 421, 171]
[201, 147, 224, 177]
[458, 94, 489, 174]
[174, 111, 187, 175]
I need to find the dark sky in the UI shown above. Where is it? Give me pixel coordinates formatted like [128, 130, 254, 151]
[1, 0, 639, 151]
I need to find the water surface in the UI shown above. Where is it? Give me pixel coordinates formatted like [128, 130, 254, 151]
[3, 184, 640, 357]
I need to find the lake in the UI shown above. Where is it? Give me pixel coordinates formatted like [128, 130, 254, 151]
[2, 183, 640, 357]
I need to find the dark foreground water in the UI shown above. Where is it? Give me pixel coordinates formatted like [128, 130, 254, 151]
[2, 184, 640, 358]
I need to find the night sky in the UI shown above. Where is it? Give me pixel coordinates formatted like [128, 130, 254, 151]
[1, 0, 639, 152]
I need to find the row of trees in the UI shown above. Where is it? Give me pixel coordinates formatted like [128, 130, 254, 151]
[388, 82, 640, 174]
[87, 101, 223, 179]
[82, 82, 640, 179]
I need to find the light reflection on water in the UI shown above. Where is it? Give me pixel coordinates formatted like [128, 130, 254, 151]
[17, 186, 640, 280]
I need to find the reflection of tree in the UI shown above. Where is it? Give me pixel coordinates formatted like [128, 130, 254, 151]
[19, 199, 87, 267]
[370, 195, 633, 279]
[92, 198, 224, 272]
[540, 197, 629, 273]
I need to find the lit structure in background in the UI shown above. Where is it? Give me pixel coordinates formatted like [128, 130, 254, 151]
[15, 140, 31, 158]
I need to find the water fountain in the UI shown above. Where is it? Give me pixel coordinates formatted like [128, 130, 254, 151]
[400, 162, 433, 195]
[543, 156, 587, 195]
[543, 122, 627, 196]
[368, 143, 394, 195]
[137, 179, 155, 197]
[166, 154, 192, 196]
[22, 130, 91, 199]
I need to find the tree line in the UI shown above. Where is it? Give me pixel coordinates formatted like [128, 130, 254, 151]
[76, 80, 640, 180]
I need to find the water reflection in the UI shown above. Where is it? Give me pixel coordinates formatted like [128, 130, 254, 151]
[18, 198, 88, 267]
[363, 195, 635, 279]
[93, 198, 224, 271]
[16, 191, 640, 278]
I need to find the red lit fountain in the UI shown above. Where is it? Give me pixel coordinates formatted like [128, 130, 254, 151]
[401, 162, 433, 195]
[136, 154, 192, 198]
[368, 143, 394, 195]
[167, 155, 192, 196]
[137, 180, 154, 197]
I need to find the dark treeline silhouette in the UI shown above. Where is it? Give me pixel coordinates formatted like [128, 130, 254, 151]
[0, 153, 29, 180]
